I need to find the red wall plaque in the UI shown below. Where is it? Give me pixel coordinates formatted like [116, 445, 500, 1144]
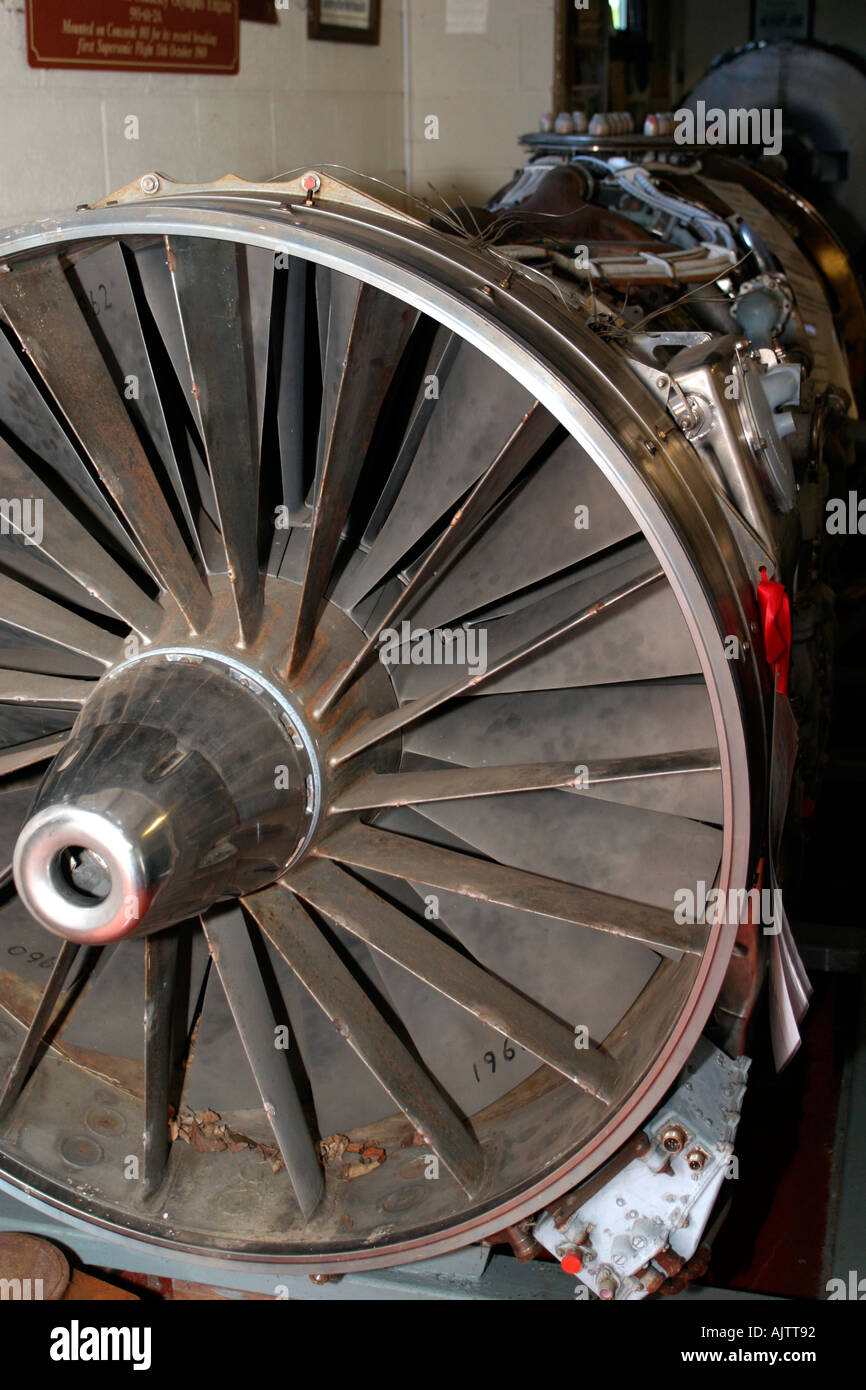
[27, 1, 240, 75]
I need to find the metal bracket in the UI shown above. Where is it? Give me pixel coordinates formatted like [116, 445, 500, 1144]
[92, 170, 417, 225]
[534, 1038, 750, 1300]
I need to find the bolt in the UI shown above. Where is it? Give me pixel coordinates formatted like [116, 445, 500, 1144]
[597, 1269, 618, 1300]
[302, 172, 322, 194]
[661, 1124, 687, 1154]
[281, 716, 303, 749]
[139, 174, 160, 195]
[656, 376, 667, 389]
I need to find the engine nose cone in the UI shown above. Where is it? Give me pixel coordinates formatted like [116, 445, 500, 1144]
[13, 805, 151, 944]
[13, 651, 320, 943]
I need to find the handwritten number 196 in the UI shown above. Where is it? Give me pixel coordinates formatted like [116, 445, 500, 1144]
[473, 1038, 517, 1082]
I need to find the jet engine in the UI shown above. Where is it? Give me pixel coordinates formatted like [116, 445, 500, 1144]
[0, 151, 857, 1292]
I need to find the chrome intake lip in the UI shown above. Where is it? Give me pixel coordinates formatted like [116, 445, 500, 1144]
[13, 803, 148, 944]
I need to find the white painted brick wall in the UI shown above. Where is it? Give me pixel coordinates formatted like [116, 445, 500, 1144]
[0, 2, 406, 222]
[0, 0, 554, 225]
[405, 0, 553, 207]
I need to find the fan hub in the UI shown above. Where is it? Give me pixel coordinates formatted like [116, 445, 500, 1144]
[13, 648, 321, 943]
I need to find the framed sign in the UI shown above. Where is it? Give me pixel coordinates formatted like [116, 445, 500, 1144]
[27, 0, 240, 75]
[308, 0, 381, 45]
[752, 0, 812, 41]
[239, 0, 278, 21]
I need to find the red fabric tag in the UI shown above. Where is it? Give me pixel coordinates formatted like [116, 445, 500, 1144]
[757, 566, 791, 696]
